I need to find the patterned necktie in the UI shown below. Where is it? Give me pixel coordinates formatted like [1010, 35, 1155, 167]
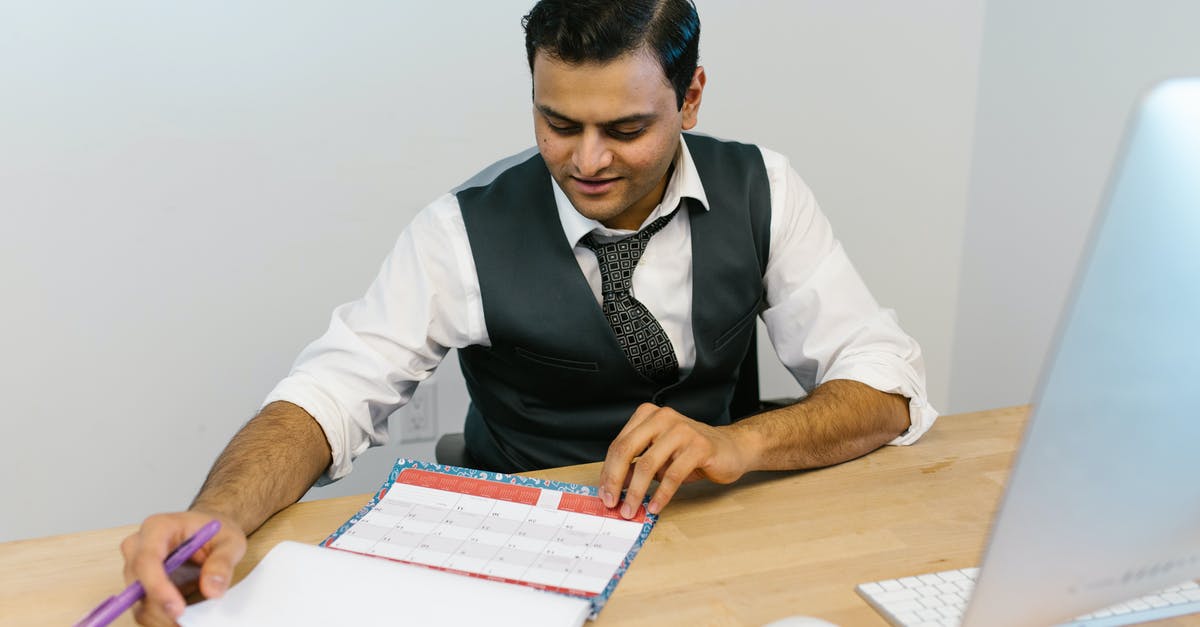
[581, 208, 681, 384]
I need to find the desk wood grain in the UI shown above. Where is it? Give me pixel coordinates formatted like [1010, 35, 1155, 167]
[1, 407, 1195, 626]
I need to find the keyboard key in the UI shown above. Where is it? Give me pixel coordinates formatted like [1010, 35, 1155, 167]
[873, 588, 919, 604]
[939, 570, 968, 583]
[886, 600, 926, 614]
[918, 597, 944, 610]
[937, 594, 961, 608]
[860, 582, 884, 595]
[918, 586, 941, 598]
[1127, 599, 1152, 611]
[918, 574, 945, 586]
[937, 583, 960, 595]
[1162, 592, 1188, 604]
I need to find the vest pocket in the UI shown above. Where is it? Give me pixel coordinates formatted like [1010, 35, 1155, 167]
[713, 297, 764, 351]
[514, 346, 600, 373]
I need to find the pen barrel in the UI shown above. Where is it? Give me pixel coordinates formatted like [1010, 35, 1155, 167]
[115, 581, 147, 606]
[72, 583, 144, 627]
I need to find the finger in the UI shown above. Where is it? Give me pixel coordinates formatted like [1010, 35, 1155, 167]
[622, 460, 638, 489]
[621, 424, 690, 519]
[196, 529, 246, 599]
[647, 447, 707, 515]
[133, 598, 178, 627]
[130, 517, 190, 620]
[123, 533, 177, 627]
[613, 402, 660, 440]
[598, 404, 661, 508]
[121, 533, 141, 585]
[649, 465, 703, 487]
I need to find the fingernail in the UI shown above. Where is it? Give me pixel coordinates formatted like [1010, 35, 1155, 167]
[621, 503, 633, 519]
[165, 601, 183, 617]
[647, 501, 660, 515]
[600, 488, 614, 508]
[207, 574, 228, 595]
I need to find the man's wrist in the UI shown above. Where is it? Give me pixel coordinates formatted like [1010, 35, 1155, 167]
[724, 419, 768, 475]
[189, 501, 249, 535]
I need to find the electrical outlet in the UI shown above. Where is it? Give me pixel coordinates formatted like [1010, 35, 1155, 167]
[398, 381, 438, 443]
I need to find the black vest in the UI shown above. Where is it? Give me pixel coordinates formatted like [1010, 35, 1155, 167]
[456, 133, 771, 472]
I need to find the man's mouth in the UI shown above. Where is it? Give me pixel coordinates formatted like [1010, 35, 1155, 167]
[571, 176, 619, 195]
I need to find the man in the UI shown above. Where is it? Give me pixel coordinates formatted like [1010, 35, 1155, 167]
[121, 1, 936, 624]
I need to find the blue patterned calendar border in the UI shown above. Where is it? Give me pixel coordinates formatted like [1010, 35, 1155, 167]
[320, 457, 658, 619]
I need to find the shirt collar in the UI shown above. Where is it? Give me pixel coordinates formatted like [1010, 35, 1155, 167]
[553, 134, 711, 245]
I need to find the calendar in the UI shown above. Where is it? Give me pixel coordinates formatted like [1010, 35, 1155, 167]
[321, 458, 657, 618]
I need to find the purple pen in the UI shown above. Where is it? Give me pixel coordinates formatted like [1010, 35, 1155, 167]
[74, 519, 222, 627]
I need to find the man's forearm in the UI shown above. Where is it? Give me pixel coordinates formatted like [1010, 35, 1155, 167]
[190, 401, 333, 535]
[730, 379, 910, 471]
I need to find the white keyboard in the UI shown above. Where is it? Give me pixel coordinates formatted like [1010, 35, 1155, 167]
[857, 567, 1200, 627]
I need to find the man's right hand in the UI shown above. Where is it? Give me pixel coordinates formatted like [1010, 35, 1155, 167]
[119, 510, 246, 627]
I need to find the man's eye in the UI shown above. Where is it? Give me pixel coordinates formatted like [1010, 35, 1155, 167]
[608, 128, 646, 140]
[548, 123, 580, 135]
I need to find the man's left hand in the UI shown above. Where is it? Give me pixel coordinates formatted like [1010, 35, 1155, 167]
[598, 403, 755, 519]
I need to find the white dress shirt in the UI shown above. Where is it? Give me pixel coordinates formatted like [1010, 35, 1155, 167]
[266, 136, 938, 482]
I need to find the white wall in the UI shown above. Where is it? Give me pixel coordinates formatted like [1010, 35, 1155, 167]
[950, 0, 1200, 412]
[1, 1, 981, 542]
[1, 0, 531, 541]
[697, 1, 982, 408]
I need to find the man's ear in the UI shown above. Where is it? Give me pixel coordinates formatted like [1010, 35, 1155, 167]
[681, 66, 706, 130]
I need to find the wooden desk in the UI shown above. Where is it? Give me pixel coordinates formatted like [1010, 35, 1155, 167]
[1, 407, 1195, 626]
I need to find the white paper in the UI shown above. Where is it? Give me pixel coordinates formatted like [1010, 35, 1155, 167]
[178, 541, 591, 627]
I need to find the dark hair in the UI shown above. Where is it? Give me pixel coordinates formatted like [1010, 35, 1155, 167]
[522, 0, 700, 110]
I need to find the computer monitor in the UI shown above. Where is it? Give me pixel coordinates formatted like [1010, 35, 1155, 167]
[962, 78, 1200, 626]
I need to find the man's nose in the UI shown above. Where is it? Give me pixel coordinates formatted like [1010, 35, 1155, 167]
[572, 129, 613, 176]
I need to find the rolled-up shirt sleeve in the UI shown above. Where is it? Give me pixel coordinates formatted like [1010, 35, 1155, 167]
[262, 193, 483, 482]
[759, 148, 937, 444]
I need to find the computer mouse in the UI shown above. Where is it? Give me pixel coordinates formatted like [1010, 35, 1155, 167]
[761, 616, 839, 627]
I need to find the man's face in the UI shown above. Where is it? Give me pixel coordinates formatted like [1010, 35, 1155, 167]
[532, 49, 703, 230]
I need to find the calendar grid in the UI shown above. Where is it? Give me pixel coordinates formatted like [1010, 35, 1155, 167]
[321, 459, 658, 618]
